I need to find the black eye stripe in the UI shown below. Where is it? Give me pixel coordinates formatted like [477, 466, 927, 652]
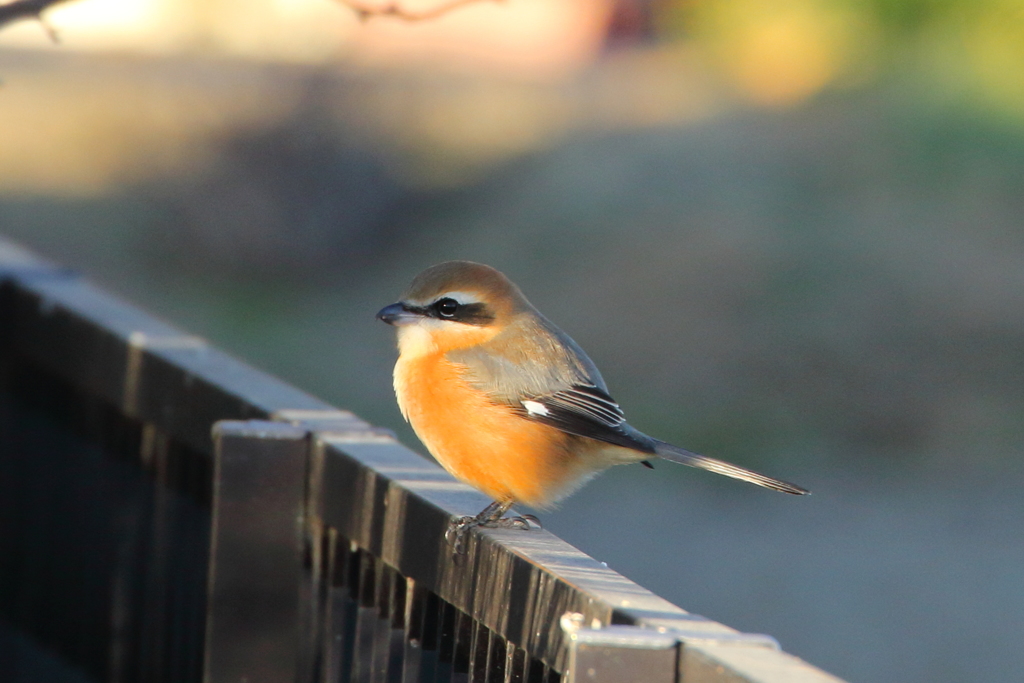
[419, 298, 495, 326]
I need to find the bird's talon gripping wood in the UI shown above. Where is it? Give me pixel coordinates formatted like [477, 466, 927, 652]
[445, 503, 541, 554]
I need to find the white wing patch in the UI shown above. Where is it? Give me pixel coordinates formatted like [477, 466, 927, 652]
[544, 386, 625, 426]
[514, 385, 649, 453]
[522, 400, 550, 416]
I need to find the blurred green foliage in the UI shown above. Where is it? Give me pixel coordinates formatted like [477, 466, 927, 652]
[654, 0, 1024, 115]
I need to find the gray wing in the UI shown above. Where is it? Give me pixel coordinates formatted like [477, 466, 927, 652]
[447, 312, 602, 399]
[447, 313, 654, 453]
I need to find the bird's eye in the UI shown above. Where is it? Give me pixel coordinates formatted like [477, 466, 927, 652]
[435, 298, 459, 318]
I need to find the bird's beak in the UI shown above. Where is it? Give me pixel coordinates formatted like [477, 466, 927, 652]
[376, 302, 421, 326]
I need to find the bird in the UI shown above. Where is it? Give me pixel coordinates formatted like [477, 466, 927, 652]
[377, 261, 808, 547]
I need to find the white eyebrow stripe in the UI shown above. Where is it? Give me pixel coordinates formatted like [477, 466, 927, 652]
[522, 400, 550, 416]
[434, 291, 484, 306]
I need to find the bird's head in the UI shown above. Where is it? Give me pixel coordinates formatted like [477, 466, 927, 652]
[377, 261, 531, 356]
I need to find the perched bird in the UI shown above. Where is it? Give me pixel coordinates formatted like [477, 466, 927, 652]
[377, 261, 808, 545]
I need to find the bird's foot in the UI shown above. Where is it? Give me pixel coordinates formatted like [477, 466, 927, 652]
[445, 502, 541, 554]
[482, 513, 542, 531]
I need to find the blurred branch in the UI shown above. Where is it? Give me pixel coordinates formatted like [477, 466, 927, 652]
[339, 0, 501, 22]
[0, 0, 74, 35]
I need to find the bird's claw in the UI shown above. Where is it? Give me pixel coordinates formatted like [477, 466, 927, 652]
[445, 512, 542, 554]
[508, 514, 542, 530]
[444, 516, 475, 550]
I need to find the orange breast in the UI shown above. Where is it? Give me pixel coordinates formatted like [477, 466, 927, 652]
[394, 351, 585, 508]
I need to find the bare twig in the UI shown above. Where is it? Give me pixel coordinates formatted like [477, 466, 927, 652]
[338, 0, 500, 22]
[0, 0, 75, 33]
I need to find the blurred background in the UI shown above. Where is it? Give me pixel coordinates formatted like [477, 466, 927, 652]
[2, 0, 1023, 681]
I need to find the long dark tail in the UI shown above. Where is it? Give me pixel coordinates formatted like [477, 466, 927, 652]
[653, 440, 809, 495]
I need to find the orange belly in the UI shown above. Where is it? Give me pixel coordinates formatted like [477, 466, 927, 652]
[394, 352, 585, 508]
